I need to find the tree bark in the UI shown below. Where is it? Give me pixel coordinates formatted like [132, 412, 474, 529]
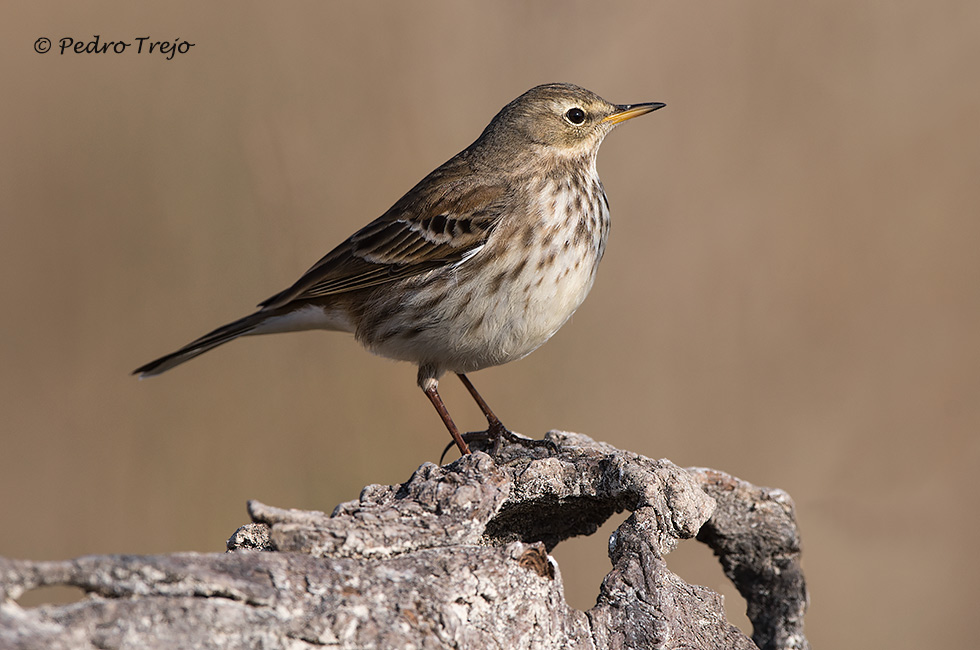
[0, 431, 809, 649]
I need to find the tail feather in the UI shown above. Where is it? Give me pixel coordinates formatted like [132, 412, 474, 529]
[133, 312, 264, 378]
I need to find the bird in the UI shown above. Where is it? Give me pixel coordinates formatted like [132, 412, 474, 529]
[134, 83, 664, 458]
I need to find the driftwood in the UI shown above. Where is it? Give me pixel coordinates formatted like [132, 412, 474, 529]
[0, 431, 809, 649]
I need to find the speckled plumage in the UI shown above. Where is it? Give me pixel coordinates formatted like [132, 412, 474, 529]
[134, 83, 663, 456]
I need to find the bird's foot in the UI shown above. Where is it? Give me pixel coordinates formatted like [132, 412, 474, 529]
[439, 424, 559, 463]
[491, 423, 559, 455]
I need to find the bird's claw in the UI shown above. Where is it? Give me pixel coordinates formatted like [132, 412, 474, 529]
[438, 426, 559, 464]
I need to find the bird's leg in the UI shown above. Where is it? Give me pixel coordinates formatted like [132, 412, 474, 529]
[421, 379, 471, 457]
[455, 373, 558, 455]
[456, 373, 508, 439]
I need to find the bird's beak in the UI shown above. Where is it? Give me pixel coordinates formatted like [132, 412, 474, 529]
[603, 102, 666, 125]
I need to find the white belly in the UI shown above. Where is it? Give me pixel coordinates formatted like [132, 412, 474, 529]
[365, 178, 610, 374]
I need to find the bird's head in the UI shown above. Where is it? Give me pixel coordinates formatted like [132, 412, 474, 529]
[475, 83, 664, 164]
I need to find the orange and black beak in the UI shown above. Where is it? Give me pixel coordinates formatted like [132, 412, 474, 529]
[603, 102, 666, 125]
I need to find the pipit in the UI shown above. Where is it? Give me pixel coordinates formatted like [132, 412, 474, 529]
[134, 83, 663, 458]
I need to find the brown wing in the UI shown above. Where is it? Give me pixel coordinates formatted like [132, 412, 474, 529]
[258, 159, 508, 310]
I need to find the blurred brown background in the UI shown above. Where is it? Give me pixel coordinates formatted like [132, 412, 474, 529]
[2, 2, 978, 648]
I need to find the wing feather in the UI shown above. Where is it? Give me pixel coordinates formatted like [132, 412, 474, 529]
[258, 158, 508, 310]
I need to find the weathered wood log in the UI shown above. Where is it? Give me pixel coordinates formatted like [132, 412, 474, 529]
[0, 431, 809, 649]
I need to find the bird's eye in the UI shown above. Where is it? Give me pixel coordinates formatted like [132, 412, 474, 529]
[564, 107, 586, 125]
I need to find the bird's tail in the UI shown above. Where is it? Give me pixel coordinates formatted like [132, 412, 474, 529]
[133, 312, 265, 378]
